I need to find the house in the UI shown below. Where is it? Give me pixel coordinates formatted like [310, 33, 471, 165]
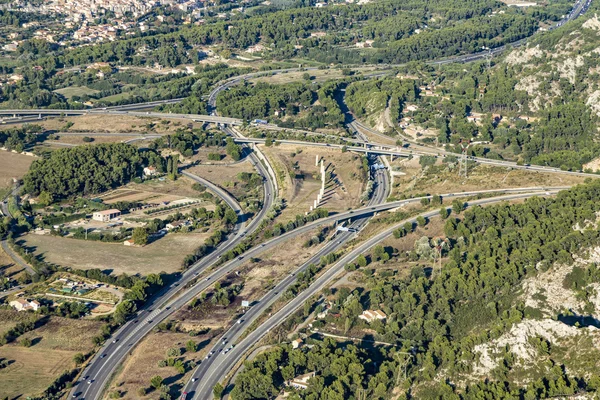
[358, 310, 387, 323]
[292, 338, 303, 349]
[143, 166, 157, 176]
[10, 299, 40, 311]
[123, 239, 135, 246]
[92, 209, 121, 222]
[166, 220, 189, 230]
[286, 372, 316, 390]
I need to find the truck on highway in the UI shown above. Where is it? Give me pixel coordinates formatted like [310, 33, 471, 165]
[252, 119, 268, 125]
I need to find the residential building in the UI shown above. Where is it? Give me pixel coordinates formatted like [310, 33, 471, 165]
[143, 166, 157, 176]
[10, 299, 40, 311]
[292, 338, 303, 349]
[92, 209, 121, 222]
[286, 372, 316, 390]
[358, 309, 387, 323]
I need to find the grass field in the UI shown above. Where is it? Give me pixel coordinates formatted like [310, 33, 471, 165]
[53, 85, 100, 99]
[21, 232, 212, 275]
[0, 151, 33, 189]
[390, 157, 586, 199]
[188, 159, 258, 202]
[261, 144, 365, 221]
[0, 315, 102, 399]
[108, 330, 215, 399]
[34, 115, 204, 134]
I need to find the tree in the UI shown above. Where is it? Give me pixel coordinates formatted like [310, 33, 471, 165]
[150, 375, 163, 390]
[417, 216, 427, 227]
[38, 191, 54, 206]
[224, 208, 238, 225]
[73, 353, 85, 365]
[213, 382, 224, 399]
[357, 254, 368, 268]
[452, 200, 464, 214]
[132, 227, 148, 245]
[440, 207, 449, 219]
[113, 299, 137, 325]
[186, 340, 197, 353]
[20, 337, 32, 347]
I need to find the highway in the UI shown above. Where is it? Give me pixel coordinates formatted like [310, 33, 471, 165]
[231, 137, 600, 178]
[184, 165, 388, 399]
[183, 189, 564, 399]
[18, 0, 592, 397]
[71, 138, 276, 400]
[71, 184, 564, 399]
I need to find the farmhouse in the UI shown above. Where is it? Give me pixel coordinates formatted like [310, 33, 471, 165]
[92, 209, 121, 222]
[143, 166, 157, 176]
[10, 298, 40, 312]
[358, 309, 387, 323]
[286, 372, 316, 390]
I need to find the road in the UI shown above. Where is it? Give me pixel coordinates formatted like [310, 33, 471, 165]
[71, 143, 276, 400]
[71, 184, 561, 399]
[181, 171, 243, 215]
[231, 137, 600, 178]
[187, 189, 563, 399]
[0, 184, 38, 277]
[184, 156, 390, 399]
[71, 116, 278, 400]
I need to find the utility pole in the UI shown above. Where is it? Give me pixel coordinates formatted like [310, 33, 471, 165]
[459, 140, 488, 179]
[394, 352, 414, 387]
[481, 46, 492, 69]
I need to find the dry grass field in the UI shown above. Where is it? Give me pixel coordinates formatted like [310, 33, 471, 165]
[108, 330, 215, 399]
[261, 144, 365, 220]
[33, 115, 204, 134]
[0, 151, 34, 189]
[0, 314, 102, 399]
[188, 160, 258, 202]
[389, 157, 585, 199]
[21, 232, 211, 275]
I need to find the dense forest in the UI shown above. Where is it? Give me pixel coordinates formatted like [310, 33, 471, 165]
[233, 180, 600, 398]
[22, 143, 159, 199]
[217, 80, 345, 129]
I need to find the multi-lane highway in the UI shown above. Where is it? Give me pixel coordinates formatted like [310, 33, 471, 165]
[184, 156, 390, 400]
[183, 189, 565, 399]
[9, 1, 591, 398]
[71, 132, 276, 400]
[71, 184, 565, 399]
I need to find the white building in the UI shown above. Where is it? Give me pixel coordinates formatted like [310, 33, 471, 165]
[92, 209, 121, 222]
[10, 299, 41, 312]
[358, 310, 387, 323]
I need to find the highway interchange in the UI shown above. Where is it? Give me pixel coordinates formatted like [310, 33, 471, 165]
[0, 1, 592, 398]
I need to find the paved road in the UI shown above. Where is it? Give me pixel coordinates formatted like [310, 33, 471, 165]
[232, 137, 600, 179]
[71, 119, 277, 400]
[0, 240, 37, 277]
[184, 156, 390, 399]
[187, 189, 563, 399]
[70, 184, 559, 400]
[182, 171, 243, 215]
